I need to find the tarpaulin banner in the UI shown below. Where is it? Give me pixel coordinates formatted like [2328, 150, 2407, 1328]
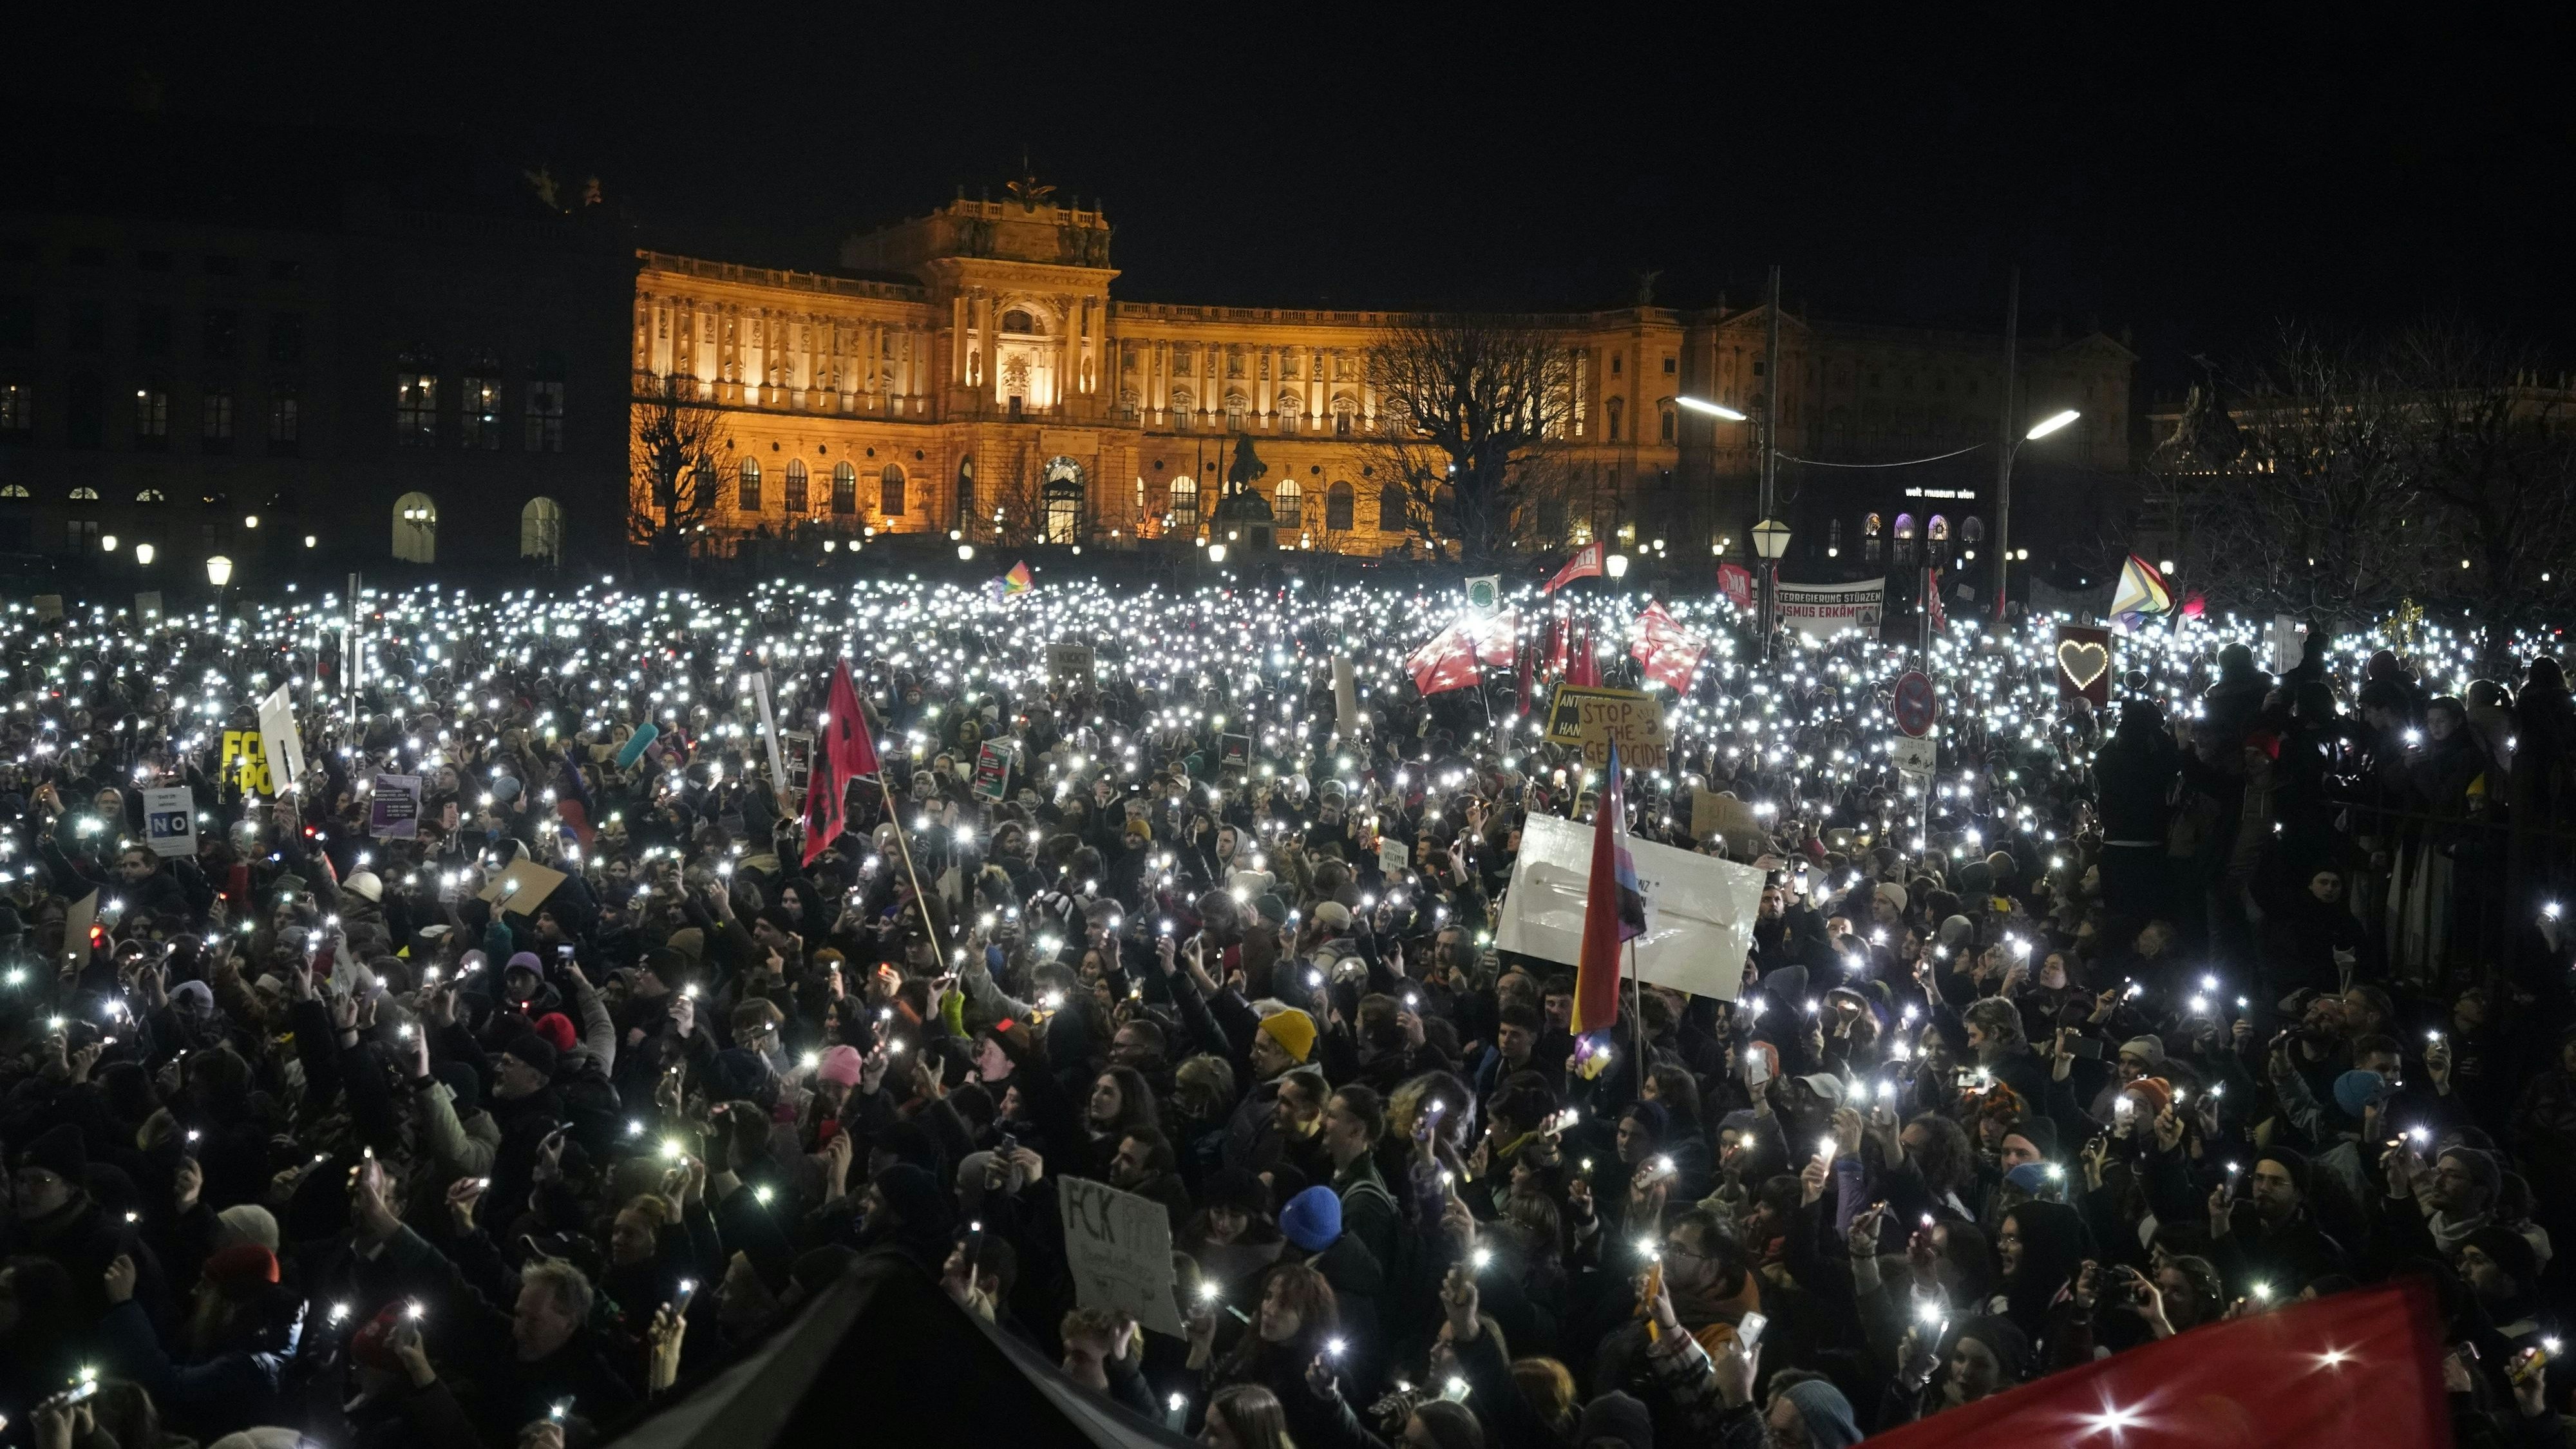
[1776, 578, 1885, 638]
[1494, 812, 1759, 1002]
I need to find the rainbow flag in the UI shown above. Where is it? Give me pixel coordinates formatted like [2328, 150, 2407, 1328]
[1003, 562, 1034, 594]
[2109, 554, 2172, 629]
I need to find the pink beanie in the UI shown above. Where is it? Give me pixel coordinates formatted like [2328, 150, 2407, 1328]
[817, 1045, 865, 1087]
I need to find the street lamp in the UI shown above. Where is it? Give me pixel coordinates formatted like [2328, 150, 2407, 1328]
[1604, 552, 1629, 580]
[1750, 518, 1791, 650]
[205, 556, 232, 588]
[100, 535, 117, 553]
[134, 543, 155, 567]
[1676, 396, 1747, 422]
[1993, 408, 2080, 618]
[1208, 544, 1229, 565]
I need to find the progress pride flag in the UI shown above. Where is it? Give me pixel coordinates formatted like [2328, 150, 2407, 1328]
[1865, 1281, 2445, 1449]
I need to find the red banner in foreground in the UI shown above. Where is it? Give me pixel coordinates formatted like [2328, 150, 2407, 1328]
[1864, 1281, 2445, 1449]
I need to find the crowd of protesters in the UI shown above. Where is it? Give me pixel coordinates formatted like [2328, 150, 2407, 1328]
[0, 576, 2571, 1449]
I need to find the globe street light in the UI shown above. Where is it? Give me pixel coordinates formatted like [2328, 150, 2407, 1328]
[1750, 518, 1792, 654]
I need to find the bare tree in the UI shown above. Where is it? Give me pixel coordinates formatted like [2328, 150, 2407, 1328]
[627, 375, 732, 560]
[2146, 327, 2427, 623]
[2394, 323, 2576, 667]
[1361, 315, 1578, 568]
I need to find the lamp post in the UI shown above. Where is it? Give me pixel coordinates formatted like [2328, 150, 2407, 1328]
[1750, 517, 1791, 653]
[1991, 408, 2081, 620]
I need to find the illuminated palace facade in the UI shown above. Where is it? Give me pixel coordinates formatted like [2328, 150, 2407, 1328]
[634, 184, 2137, 567]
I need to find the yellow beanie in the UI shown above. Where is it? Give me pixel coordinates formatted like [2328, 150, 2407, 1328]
[1259, 1009, 1318, 1063]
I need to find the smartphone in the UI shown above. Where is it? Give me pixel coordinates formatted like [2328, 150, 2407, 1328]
[1737, 1311, 1770, 1352]
[556, 945, 575, 961]
[672, 1278, 699, 1316]
[1745, 1052, 1774, 1090]
[2065, 1036, 2105, 1061]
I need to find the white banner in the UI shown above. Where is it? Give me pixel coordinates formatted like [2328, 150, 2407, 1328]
[142, 787, 196, 858]
[257, 685, 306, 793]
[1060, 1176, 1186, 1337]
[1776, 578, 1886, 639]
[1493, 813, 1763, 1002]
[752, 671, 789, 811]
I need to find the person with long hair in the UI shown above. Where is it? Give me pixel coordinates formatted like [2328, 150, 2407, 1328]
[1202, 1383, 1298, 1449]
[1087, 1065, 1162, 1177]
[1187, 1263, 1346, 1449]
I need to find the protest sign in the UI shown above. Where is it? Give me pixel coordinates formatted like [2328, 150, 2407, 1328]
[135, 591, 162, 621]
[1464, 574, 1501, 614]
[2054, 624, 2112, 705]
[1494, 813, 1761, 1002]
[369, 773, 422, 838]
[1891, 735, 1937, 779]
[1218, 732, 1251, 773]
[479, 858, 569, 916]
[61, 890, 97, 975]
[1048, 643, 1096, 689]
[752, 672, 790, 811]
[1332, 656, 1360, 737]
[1378, 838, 1410, 878]
[1059, 1176, 1187, 1336]
[2266, 614, 2307, 676]
[1689, 789, 1767, 858]
[258, 685, 306, 793]
[142, 787, 196, 858]
[972, 741, 1011, 801]
[32, 595, 61, 623]
[1776, 578, 1886, 638]
[1544, 685, 1669, 769]
[781, 731, 813, 803]
[219, 730, 270, 794]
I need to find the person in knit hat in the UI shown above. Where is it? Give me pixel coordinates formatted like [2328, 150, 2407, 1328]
[1256, 1007, 1318, 1067]
[2208, 1146, 2346, 1298]
[1770, 1372, 1865, 1448]
[531, 1011, 580, 1057]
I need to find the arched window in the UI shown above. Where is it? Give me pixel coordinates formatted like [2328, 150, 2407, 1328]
[1168, 475, 1199, 530]
[1001, 309, 1036, 334]
[1828, 518, 1842, 556]
[1960, 515, 1985, 545]
[1927, 513, 1949, 541]
[880, 464, 907, 516]
[737, 459, 762, 512]
[1274, 478, 1302, 527]
[1862, 512, 1883, 564]
[1659, 403, 1676, 443]
[1331, 395, 1356, 437]
[782, 459, 809, 515]
[1378, 487, 1408, 533]
[954, 460, 974, 529]
[1892, 511, 1916, 567]
[0, 484, 26, 498]
[1044, 475, 1084, 544]
[831, 461, 857, 515]
[70, 486, 99, 500]
[520, 497, 564, 563]
[393, 491, 437, 562]
[1326, 481, 1355, 531]
[135, 488, 166, 504]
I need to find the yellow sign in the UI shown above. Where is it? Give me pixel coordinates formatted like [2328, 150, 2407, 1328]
[220, 731, 271, 794]
[1544, 685, 1669, 770]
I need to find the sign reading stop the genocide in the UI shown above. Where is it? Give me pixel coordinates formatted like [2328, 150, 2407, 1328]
[1892, 670, 1937, 737]
[1544, 685, 1669, 769]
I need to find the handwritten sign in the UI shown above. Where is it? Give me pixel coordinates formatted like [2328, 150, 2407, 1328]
[258, 685, 306, 793]
[1048, 643, 1097, 688]
[1690, 789, 1766, 858]
[1544, 685, 1669, 769]
[1059, 1177, 1186, 1336]
[1378, 838, 1410, 878]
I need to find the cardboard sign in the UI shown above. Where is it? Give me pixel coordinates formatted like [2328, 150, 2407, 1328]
[1378, 838, 1410, 878]
[752, 672, 790, 812]
[1218, 733, 1251, 773]
[61, 890, 97, 974]
[1332, 656, 1360, 738]
[369, 773, 422, 838]
[1047, 643, 1097, 688]
[2266, 614, 2307, 676]
[1544, 685, 1669, 769]
[1776, 578, 1885, 638]
[1690, 789, 1768, 858]
[478, 858, 569, 916]
[219, 730, 271, 794]
[1465, 574, 1501, 614]
[134, 591, 163, 621]
[1493, 813, 1762, 1003]
[2054, 624, 2112, 706]
[32, 595, 62, 623]
[257, 685, 306, 793]
[1891, 735, 1937, 779]
[142, 786, 196, 858]
[1059, 1176, 1186, 1337]
[971, 741, 1011, 801]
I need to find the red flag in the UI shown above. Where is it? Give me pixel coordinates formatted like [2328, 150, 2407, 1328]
[1515, 642, 1533, 715]
[1541, 542, 1605, 594]
[822, 659, 879, 781]
[1568, 618, 1601, 687]
[1403, 623, 1482, 696]
[1864, 1280, 2443, 1449]
[800, 747, 845, 868]
[1473, 607, 1519, 667]
[1716, 562, 1754, 612]
[1924, 567, 1947, 633]
[1545, 618, 1569, 678]
[1573, 744, 1647, 1035]
[1631, 601, 1707, 693]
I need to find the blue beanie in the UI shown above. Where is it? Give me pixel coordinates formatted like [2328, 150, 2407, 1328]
[1781, 1378, 1864, 1449]
[1279, 1186, 1343, 1252]
[1621, 1099, 1670, 1139]
[2003, 1162, 2055, 1195]
[2332, 1069, 2392, 1120]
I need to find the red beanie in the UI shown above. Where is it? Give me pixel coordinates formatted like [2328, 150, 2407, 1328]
[203, 1242, 279, 1298]
[534, 1012, 580, 1054]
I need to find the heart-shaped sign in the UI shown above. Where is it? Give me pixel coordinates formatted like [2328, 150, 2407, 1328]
[2058, 639, 2110, 690]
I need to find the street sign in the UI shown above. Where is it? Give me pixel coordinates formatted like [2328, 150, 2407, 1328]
[1891, 735, 1937, 778]
[1893, 670, 1937, 737]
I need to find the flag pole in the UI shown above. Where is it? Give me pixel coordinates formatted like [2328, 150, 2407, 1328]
[1627, 935, 1643, 1079]
[875, 770, 948, 963]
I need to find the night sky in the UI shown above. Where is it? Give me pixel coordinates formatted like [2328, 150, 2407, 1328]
[25, 12, 2573, 393]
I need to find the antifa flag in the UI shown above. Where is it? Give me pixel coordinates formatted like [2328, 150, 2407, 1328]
[1630, 601, 1707, 692]
[1542, 542, 1605, 594]
[800, 745, 844, 867]
[822, 658, 880, 781]
[1571, 744, 1647, 1035]
[1864, 1280, 2445, 1449]
[1404, 623, 1482, 696]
